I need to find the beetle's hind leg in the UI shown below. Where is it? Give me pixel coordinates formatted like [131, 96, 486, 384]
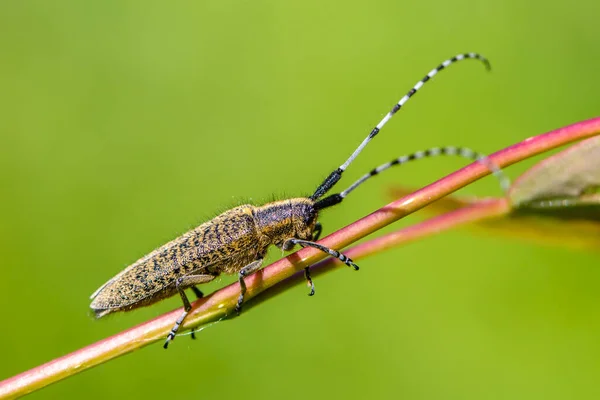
[164, 274, 216, 349]
[190, 286, 204, 340]
[236, 259, 264, 315]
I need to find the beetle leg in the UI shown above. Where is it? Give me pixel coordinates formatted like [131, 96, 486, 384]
[301, 222, 322, 296]
[312, 222, 322, 241]
[285, 238, 359, 271]
[304, 267, 315, 296]
[297, 245, 316, 296]
[236, 259, 264, 315]
[191, 286, 204, 299]
[190, 286, 204, 339]
[164, 274, 216, 349]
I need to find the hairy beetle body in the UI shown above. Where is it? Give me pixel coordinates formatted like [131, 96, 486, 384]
[90, 199, 317, 318]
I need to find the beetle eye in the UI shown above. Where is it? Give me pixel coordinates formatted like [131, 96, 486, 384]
[304, 208, 316, 226]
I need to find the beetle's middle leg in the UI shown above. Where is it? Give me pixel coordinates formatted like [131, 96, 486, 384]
[164, 274, 216, 349]
[235, 258, 264, 315]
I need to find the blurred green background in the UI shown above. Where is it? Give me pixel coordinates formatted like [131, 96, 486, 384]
[1, 1, 599, 399]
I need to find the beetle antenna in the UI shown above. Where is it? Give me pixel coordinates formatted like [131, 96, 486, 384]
[310, 52, 491, 201]
[314, 146, 509, 210]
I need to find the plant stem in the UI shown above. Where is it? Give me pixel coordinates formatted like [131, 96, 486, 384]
[1, 116, 599, 399]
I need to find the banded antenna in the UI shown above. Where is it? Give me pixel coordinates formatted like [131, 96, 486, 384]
[310, 52, 491, 202]
[314, 146, 510, 210]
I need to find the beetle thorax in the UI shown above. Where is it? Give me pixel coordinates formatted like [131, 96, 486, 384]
[252, 198, 318, 248]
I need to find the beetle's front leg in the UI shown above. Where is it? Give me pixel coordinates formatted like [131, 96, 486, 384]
[303, 222, 322, 296]
[284, 238, 359, 270]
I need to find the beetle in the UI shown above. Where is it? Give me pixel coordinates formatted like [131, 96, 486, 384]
[90, 53, 506, 348]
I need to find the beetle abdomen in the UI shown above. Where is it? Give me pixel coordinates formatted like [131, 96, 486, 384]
[90, 205, 265, 317]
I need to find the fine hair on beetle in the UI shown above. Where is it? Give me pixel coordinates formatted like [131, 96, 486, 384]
[90, 53, 510, 349]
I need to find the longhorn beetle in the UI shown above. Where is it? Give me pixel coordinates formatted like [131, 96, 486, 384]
[90, 53, 509, 349]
